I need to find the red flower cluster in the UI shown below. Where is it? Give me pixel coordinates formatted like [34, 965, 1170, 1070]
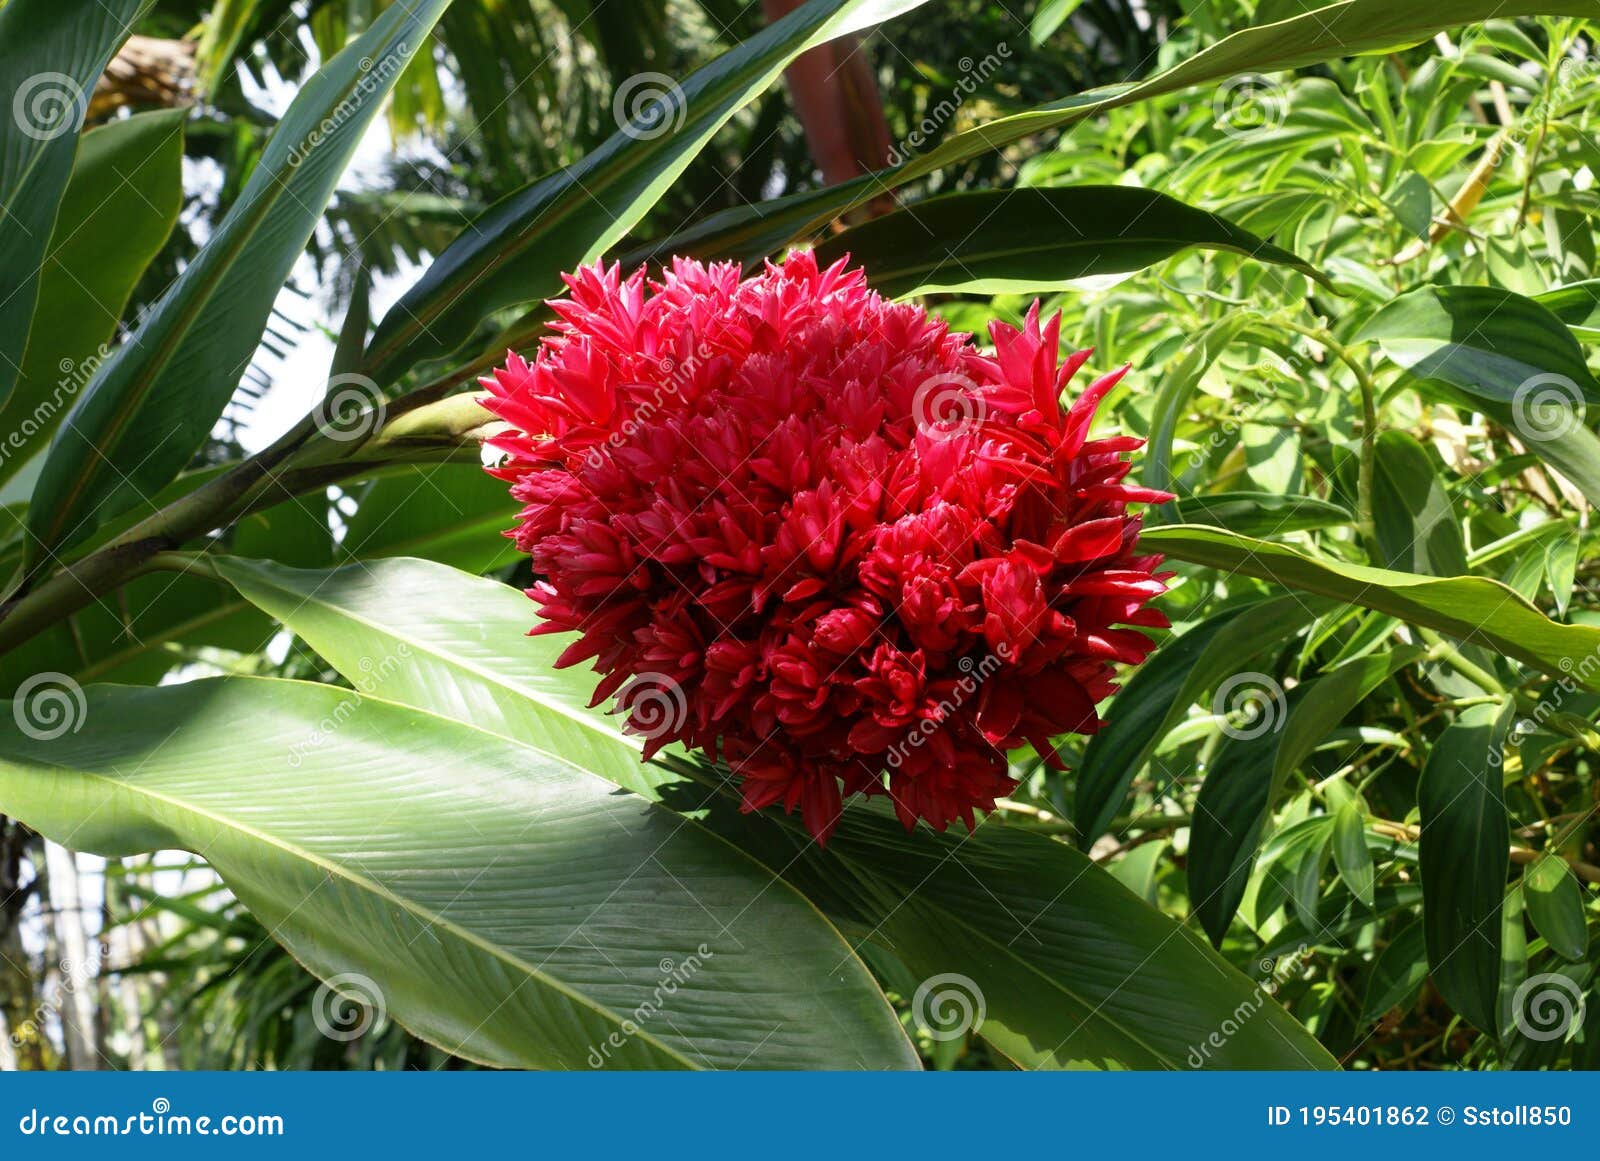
[481, 253, 1172, 843]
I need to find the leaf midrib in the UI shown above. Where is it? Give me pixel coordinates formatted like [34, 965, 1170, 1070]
[21, 693, 702, 1070]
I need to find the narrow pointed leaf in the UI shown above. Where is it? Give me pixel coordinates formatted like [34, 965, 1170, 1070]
[1419, 701, 1514, 1034]
[0, 0, 150, 402]
[24, 0, 452, 562]
[0, 109, 184, 489]
[1141, 525, 1600, 690]
[361, 0, 931, 383]
[813, 187, 1326, 299]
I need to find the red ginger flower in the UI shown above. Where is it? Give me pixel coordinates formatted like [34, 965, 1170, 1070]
[480, 252, 1173, 844]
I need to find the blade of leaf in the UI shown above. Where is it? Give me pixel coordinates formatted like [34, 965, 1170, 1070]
[361, 0, 933, 383]
[812, 187, 1327, 298]
[23, 0, 452, 563]
[0, 0, 150, 402]
[0, 677, 917, 1070]
[1074, 594, 1327, 847]
[1140, 525, 1600, 690]
[0, 109, 184, 490]
[1524, 856, 1589, 963]
[1419, 700, 1513, 1034]
[207, 554, 1336, 1070]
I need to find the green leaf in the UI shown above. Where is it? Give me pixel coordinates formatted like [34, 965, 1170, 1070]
[1419, 701, 1513, 1033]
[787, 805, 1338, 1069]
[1524, 856, 1589, 963]
[1384, 171, 1433, 239]
[0, 678, 916, 1070]
[1190, 720, 1284, 945]
[1534, 280, 1600, 342]
[1143, 316, 1253, 496]
[656, 1, 1600, 268]
[1029, 0, 1086, 44]
[0, 109, 184, 489]
[208, 554, 1335, 1070]
[1371, 430, 1467, 576]
[361, 0, 932, 383]
[1140, 525, 1600, 690]
[812, 187, 1326, 299]
[1074, 595, 1326, 847]
[340, 464, 520, 573]
[23, 0, 452, 564]
[1332, 799, 1376, 908]
[1362, 920, 1429, 1020]
[1170, 491, 1353, 537]
[0, 0, 150, 402]
[1359, 284, 1600, 507]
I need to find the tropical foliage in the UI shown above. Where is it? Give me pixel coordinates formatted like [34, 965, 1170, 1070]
[1, 0, 1598, 1071]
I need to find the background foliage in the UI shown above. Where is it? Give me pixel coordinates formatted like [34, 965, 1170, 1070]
[1, 0, 1597, 1071]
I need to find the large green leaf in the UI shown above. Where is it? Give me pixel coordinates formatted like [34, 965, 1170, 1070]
[1419, 701, 1514, 1034]
[361, 0, 932, 383]
[1370, 430, 1468, 576]
[812, 187, 1324, 298]
[1141, 525, 1600, 690]
[1189, 650, 1414, 943]
[1074, 595, 1326, 846]
[23, 0, 452, 564]
[1358, 284, 1600, 508]
[0, 0, 150, 402]
[0, 110, 184, 490]
[208, 554, 1336, 1069]
[0, 677, 916, 1070]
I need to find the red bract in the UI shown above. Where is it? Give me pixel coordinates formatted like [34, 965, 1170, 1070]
[480, 252, 1173, 843]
